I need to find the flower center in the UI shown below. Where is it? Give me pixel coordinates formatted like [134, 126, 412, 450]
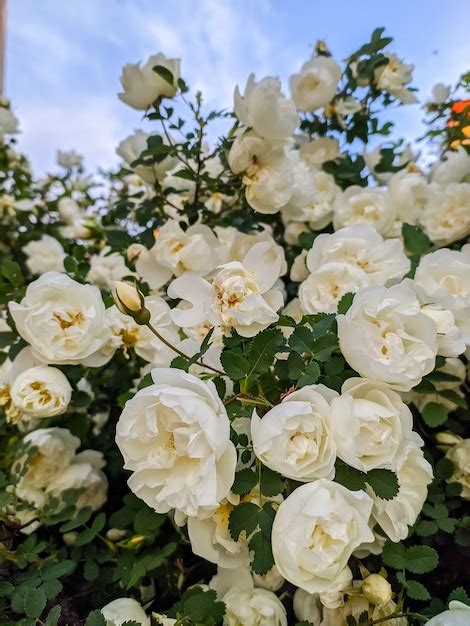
[53, 310, 84, 329]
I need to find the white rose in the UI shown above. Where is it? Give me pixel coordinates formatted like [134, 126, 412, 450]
[369, 433, 433, 541]
[293, 589, 322, 624]
[337, 283, 438, 391]
[333, 186, 396, 236]
[330, 378, 413, 472]
[388, 169, 429, 224]
[46, 453, 108, 512]
[115, 368, 236, 521]
[87, 247, 132, 290]
[420, 183, 470, 246]
[135, 220, 223, 289]
[16, 427, 79, 490]
[252, 384, 338, 481]
[168, 242, 284, 337]
[282, 221, 310, 245]
[118, 52, 180, 110]
[290, 56, 341, 112]
[425, 601, 470, 626]
[10, 365, 72, 418]
[299, 262, 369, 314]
[57, 197, 81, 223]
[374, 53, 417, 103]
[9, 272, 112, 367]
[101, 597, 150, 626]
[272, 479, 374, 593]
[283, 169, 339, 230]
[430, 83, 451, 104]
[223, 588, 287, 626]
[431, 147, 470, 184]
[446, 439, 470, 499]
[234, 74, 298, 141]
[299, 136, 340, 168]
[187, 495, 248, 569]
[420, 305, 465, 357]
[414, 246, 470, 344]
[305, 224, 410, 286]
[0, 106, 19, 136]
[116, 130, 178, 184]
[57, 150, 83, 169]
[23, 235, 66, 275]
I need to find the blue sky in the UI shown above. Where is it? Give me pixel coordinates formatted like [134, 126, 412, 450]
[7, 0, 470, 174]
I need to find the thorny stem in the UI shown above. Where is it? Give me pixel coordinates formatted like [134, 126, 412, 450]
[146, 321, 225, 377]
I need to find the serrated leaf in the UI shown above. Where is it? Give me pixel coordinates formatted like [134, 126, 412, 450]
[248, 530, 275, 575]
[421, 402, 448, 428]
[435, 457, 454, 480]
[448, 587, 470, 605]
[45, 605, 61, 626]
[405, 545, 438, 574]
[415, 520, 438, 537]
[365, 469, 399, 500]
[382, 541, 406, 569]
[406, 579, 431, 601]
[231, 469, 257, 495]
[402, 223, 431, 255]
[248, 328, 284, 376]
[23, 587, 46, 619]
[337, 292, 355, 314]
[228, 502, 259, 541]
[85, 610, 106, 626]
[260, 468, 285, 497]
[220, 349, 250, 380]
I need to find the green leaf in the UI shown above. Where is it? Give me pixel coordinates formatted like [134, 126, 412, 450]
[2, 259, 24, 286]
[248, 328, 284, 376]
[415, 520, 438, 537]
[220, 349, 250, 380]
[228, 502, 259, 541]
[260, 468, 285, 497]
[45, 606, 61, 626]
[435, 457, 454, 480]
[421, 402, 448, 428]
[231, 469, 258, 496]
[448, 587, 470, 605]
[402, 223, 431, 255]
[133, 506, 166, 535]
[153, 64, 175, 87]
[248, 530, 275, 575]
[23, 587, 46, 619]
[382, 541, 406, 569]
[406, 579, 431, 601]
[337, 292, 355, 314]
[60, 506, 93, 532]
[405, 545, 438, 574]
[365, 469, 399, 500]
[85, 610, 106, 626]
[74, 512, 106, 546]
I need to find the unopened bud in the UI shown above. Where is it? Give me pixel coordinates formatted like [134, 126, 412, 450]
[63, 531, 78, 546]
[114, 281, 150, 325]
[362, 574, 392, 606]
[121, 534, 146, 550]
[106, 528, 127, 542]
[436, 432, 462, 446]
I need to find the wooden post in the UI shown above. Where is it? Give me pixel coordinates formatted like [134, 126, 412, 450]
[0, 0, 6, 97]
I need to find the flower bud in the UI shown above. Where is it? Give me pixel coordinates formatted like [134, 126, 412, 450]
[362, 574, 392, 606]
[106, 528, 127, 542]
[436, 432, 462, 446]
[63, 531, 78, 546]
[113, 281, 150, 325]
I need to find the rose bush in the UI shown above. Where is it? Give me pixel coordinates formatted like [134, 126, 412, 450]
[0, 27, 468, 626]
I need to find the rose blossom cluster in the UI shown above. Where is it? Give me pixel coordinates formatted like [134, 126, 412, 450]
[2, 33, 469, 626]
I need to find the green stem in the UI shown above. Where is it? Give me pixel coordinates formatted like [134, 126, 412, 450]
[370, 612, 427, 624]
[146, 321, 225, 377]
